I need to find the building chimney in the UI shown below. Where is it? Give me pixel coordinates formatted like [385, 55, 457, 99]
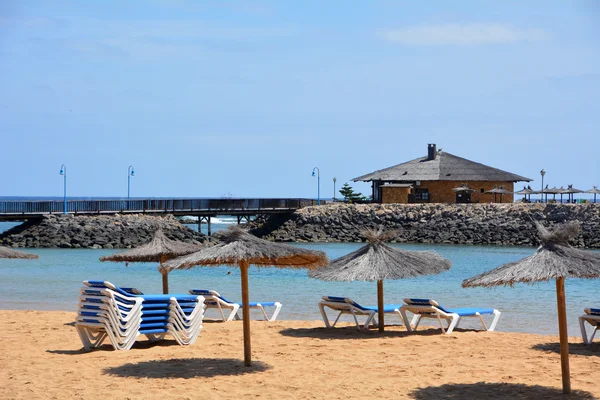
[427, 143, 437, 160]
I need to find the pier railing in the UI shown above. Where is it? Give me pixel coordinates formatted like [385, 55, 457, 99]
[0, 198, 321, 217]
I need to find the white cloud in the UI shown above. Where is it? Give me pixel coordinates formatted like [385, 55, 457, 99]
[378, 24, 547, 46]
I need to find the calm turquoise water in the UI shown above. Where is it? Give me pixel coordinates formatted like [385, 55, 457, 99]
[1, 221, 598, 336]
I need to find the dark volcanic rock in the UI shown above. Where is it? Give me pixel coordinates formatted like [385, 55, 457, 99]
[0, 214, 206, 249]
[248, 203, 600, 248]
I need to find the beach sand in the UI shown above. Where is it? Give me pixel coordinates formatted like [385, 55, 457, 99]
[2, 310, 600, 400]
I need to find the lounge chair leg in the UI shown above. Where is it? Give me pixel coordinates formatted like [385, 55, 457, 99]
[591, 327, 599, 343]
[269, 303, 282, 321]
[437, 314, 446, 333]
[217, 303, 226, 322]
[446, 314, 460, 334]
[319, 304, 332, 328]
[400, 309, 413, 332]
[229, 305, 241, 322]
[411, 314, 421, 331]
[332, 311, 345, 328]
[350, 309, 362, 331]
[579, 317, 590, 344]
[477, 313, 488, 331]
[489, 310, 501, 331]
[363, 312, 376, 330]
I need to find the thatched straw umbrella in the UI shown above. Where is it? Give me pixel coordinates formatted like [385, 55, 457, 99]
[562, 184, 584, 204]
[99, 228, 202, 294]
[162, 226, 329, 366]
[462, 222, 600, 394]
[485, 186, 513, 203]
[0, 246, 39, 259]
[586, 186, 600, 203]
[514, 186, 535, 202]
[309, 229, 451, 332]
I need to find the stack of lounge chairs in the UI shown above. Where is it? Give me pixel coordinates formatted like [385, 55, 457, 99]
[75, 280, 205, 351]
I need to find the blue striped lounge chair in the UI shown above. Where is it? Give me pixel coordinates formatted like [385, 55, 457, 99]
[318, 296, 403, 331]
[400, 298, 501, 334]
[579, 308, 600, 344]
[189, 289, 283, 322]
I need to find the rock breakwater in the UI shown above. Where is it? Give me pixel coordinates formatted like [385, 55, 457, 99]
[250, 203, 600, 248]
[0, 214, 206, 249]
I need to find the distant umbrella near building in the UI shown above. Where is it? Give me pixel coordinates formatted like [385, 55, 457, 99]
[586, 186, 600, 203]
[0, 246, 39, 259]
[514, 186, 535, 202]
[308, 229, 451, 332]
[462, 222, 600, 394]
[485, 185, 513, 203]
[99, 228, 202, 294]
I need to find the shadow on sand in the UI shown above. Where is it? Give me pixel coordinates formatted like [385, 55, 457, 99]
[279, 325, 453, 340]
[63, 321, 76, 327]
[410, 382, 595, 399]
[104, 358, 271, 379]
[46, 338, 185, 355]
[532, 342, 600, 357]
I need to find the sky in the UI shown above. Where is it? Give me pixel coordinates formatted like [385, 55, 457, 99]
[1, 0, 599, 199]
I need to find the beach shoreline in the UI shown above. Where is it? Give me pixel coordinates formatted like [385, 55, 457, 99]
[2, 310, 599, 399]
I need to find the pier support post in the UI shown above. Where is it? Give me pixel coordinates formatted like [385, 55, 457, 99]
[207, 216, 212, 241]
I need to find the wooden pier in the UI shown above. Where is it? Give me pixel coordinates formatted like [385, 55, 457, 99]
[0, 198, 321, 236]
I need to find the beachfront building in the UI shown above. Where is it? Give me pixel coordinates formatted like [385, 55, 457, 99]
[353, 144, 532, 204]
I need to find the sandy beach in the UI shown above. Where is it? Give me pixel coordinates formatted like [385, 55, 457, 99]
[2, 310, 599, 400]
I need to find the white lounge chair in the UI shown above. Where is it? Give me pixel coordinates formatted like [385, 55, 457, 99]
[579, 308, 600, 344]
[400, 298, 501, 334]
[189, 289, 282, 322]
[318, 296, 403, 331]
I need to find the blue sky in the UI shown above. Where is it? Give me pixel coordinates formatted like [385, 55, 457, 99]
[1, 1, 599, 199]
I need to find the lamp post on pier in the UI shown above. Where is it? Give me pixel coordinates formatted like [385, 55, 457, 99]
[59, 164, 67, 214]
[127, 165, 135, 200]
[333, 177, 337, 201]
[540, 169, 546, 203]
[312, 167, 320, 205]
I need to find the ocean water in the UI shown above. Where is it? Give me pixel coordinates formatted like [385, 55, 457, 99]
[0, 220, 598, 336]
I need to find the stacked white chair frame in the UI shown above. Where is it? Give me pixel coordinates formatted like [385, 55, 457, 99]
[76, 280, 205, 351]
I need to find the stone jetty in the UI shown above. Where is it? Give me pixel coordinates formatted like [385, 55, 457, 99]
[0, 214, 206, 249]
[249, 203, 600, 248]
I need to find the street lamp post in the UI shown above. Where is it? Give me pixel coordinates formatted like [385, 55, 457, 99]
[312, 167, 320, 205]
[540, 169, 546, 203]
[59, 164, 67, 214]
[127, 165, 135, 200]
[333, 177, 337, 201]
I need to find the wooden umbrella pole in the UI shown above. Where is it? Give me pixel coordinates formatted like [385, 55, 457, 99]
[240, 260, 252, 366]
[160, 255, 169, 294]
[377, 280, 384, 333]
[556, 277, 571, 394]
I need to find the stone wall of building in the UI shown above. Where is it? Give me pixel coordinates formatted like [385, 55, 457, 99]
[417, 180, 515, 204]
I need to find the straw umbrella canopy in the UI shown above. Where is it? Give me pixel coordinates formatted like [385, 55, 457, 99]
[99, 228, 202, 294]
[485, 186, 513, 203]
[0, 246, 39, 259]
[562, 184, 584, 204]
[308, 230, 451, 332]
[586, 186, 600, 203]
[451, 184, 476, 193]
[162, 226, 329, 366]
[514, 186, 535, 202]
[462, 222, 600, 394]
